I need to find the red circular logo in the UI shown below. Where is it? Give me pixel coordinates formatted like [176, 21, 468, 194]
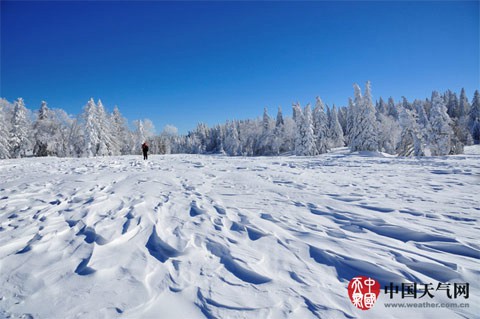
[347, 276, 380, 310]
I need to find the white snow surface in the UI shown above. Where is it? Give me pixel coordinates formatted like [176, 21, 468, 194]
[1, 147, 479, 319]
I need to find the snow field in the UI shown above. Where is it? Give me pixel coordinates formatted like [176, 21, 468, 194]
[0, 147, 479, 318]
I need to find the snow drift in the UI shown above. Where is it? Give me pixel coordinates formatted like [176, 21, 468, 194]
[0, 147, 479, 318]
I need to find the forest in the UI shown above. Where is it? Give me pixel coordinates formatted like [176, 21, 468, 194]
[1, 81, 479, 159]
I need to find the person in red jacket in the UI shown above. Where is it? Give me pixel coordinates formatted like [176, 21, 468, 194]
[141, 142, 149, 160]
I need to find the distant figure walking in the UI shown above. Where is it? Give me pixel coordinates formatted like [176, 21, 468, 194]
[142, 142, 149, 160]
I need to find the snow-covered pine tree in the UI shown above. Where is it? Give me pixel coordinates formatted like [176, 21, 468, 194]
[193, 123, 209, 153]
[158, 124, 178, 154]
[49, 108, 74, 157]
[292, 102, 301, 123]
[111, 106, 131, 155]
[33, 101, 57, 156]
[95, 100, 114, 156]
[82, 98, 99, 157]
[458, 88, 470, 118]
[401, 96, 413, 111]
[312, 97, 329, 154]
[376, 112, 401, 154]
[185, 132, 202, 154]
[387, 97, 398, 119]
[224, 121, 242, 156]
[414, 99, 432, 147]
[429, 91, 454, 155]
[376, 97, 388, 115]
[454, 88, 473, 145]
[185, 123, 206, 154]
[282, 117, 296, 153]
[276, 106, 284, 127]
[397, 107, 425, 156]
[445, 90, 459, 119]
[445, 90, 472, 149]
[467, 90, 480, 144]
[241, 119, 260, 156]
[258, 107, 274, 155]
[337, 106, 347, 133]
[349, 82, 378, 152]
[328, 105, 345, 148]
[292, 102, 303, 154]
[326, 105, 332, 129]
[295, 104, 316, 156]
[66, 116, 84, 157]
[345, 98, 355, 145]
[272, 107, 285, 155]
[0, 103, 10, 159]
[210, 125, 225, 154]
[9, 98, 32, 158]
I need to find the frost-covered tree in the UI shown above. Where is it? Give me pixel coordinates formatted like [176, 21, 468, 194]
[292, 102, 301, 122]
[9, 98, 32, 158]
[455, 88, 473, 145]
[387, 96, 399, 119]
[295, 104, 316, 156]
[458, 88, 470, 118]
[33, 101, 58, 157]
[345, 98, 355, 145]
[196, 123, 211, 153]
[397, 107, 426, 156]
[375, 96, 401, 155]
[185, 133, 202, 154]
[82, 98, 98, 157]
[445, 90, 459, 119]
[328, 105, 344, 148]
[414, 99, 432, 145]
[349, 82, 378, 152]
[292, 102, 303, 154]
[445, 90, 472, 148]
[240, 119, 261, 156]
[64, 116, 83, 157]
[185, 123, 208, 154]
[377, 112, 401, 154]
[376, 97, 388, 115]
[443, 91, 465, 154]
[312, 97, 329, 154]
[0, 103, 10, 159]
[133, 120, 146, 154]
[111, 106, 130, 155]
[143, 119, 156, 141]
[275, 106, 284, 127]
[429, 91, 454, 155]
[159, 124, 178, 154]
[210, 125, 225, 154]
[272, 107, 286, 155]
[469, 90, 480, 144]
[401, 96, 413, 112]
[95, 100, 114, 156]
[257, 107, 274, 155]
[50, 109, 75, 157]
[337, 106, 348, 135]
[224, 121, 242, 156]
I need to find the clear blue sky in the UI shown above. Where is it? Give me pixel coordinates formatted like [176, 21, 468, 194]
[1, 1, 479, 133]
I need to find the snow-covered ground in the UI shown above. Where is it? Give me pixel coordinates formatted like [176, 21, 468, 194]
[0, 147, 479, 319]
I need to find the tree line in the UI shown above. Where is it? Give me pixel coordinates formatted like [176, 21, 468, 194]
[1, 81, 479, 159]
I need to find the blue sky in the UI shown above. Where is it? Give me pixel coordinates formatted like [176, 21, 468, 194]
[1, 1, 479, 133]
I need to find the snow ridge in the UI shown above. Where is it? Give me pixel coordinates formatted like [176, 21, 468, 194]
[0, 148, 479, 318]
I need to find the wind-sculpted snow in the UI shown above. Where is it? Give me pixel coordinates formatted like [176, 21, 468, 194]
[0, 147, 479, 318]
